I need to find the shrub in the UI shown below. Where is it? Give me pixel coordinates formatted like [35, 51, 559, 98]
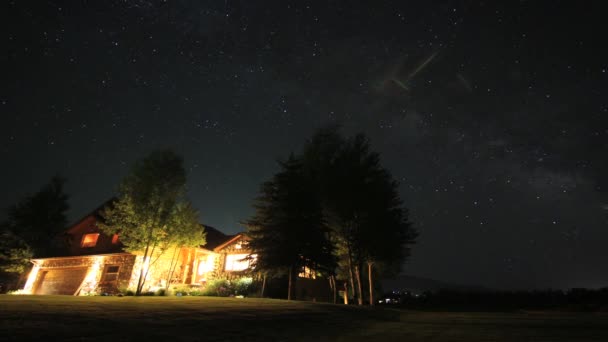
[165, 277, 257, 297]
[171, 285, 192, 296]
[118, 287, 135, 296]
[198, 277, 255, 297]
[202, 279, 231, 297]
[234, 277, 254, 296]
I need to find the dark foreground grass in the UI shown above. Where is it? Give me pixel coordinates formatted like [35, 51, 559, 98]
[1, 295, 607, 341]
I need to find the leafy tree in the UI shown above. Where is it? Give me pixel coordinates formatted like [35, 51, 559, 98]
[161, 202, 205, 290]
[99, 150, 205, 295]
[245, 155, 335, 300]
[0, 227, 33, 292]
[0, 228, 33, 274]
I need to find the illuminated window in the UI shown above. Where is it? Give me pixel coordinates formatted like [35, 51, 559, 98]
[224, 254, 250, 271]
[81, 233, 99, 248]
[102, 265, 120, 283]
[197, 255, 215, 275]
[299, 266, 316, 279]
[111, 234, 119, 244]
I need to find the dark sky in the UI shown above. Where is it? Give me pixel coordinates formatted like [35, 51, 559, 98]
[2, 0, 607, 290]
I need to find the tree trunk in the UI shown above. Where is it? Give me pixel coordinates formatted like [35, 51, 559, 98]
[329, 275, 337, 304]
[368, 261, 374, 306]
[138, 241, 159, 295]
[261, 274, 266, 298]
[354, 264, 363, 305]
[136, 242, 151, 295]
[346, 243, 356, 301]
[287, 266, 293, 300]
[165, 247, 181, 290]
[343, 282, 349, 304]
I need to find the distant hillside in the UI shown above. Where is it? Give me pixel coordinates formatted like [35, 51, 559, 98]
[380, 275, 490, 294]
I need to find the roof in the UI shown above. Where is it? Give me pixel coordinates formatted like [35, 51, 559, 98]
[66, 198, 116, 234]
[63, 201, 239, 252]
[212, 234, 242, 252]
[212, 233, 250, 252]
[200, 225, 235, 250]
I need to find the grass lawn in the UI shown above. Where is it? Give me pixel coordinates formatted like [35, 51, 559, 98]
[1, 295, 607, 341]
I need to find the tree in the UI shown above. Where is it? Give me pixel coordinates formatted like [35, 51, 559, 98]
[161, 202, 206, 290]
[300, 127, 417, 305]
[246, 127, 417, 303]
[327, 133, 416, 305]
[0, 228, 33, 293]
[245, 155, 335, 300]
[0, 228, 33, 274]
[99, 150, 205, 295]
[2, 176, 69, 257]
[0, 176, 69, 291]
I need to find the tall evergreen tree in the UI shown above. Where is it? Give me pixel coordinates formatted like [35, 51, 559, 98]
[0, 176, 69, 291]
[99, 150, 205, 295]
[2, 176, 69, 257]
[303, 128, 417, 305]
[245, 155, 335, 300]
[246, 127, 417, 303]
[328, 133, 417, 305]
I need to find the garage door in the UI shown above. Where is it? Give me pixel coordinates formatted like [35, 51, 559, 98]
[35, 268, 88, 295]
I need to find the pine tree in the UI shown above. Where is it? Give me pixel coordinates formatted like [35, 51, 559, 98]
[245, 155, 335, 300]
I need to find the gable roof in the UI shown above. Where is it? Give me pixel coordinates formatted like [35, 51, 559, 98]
[201, 225, 234, 250]
[212, 233, 249, 252]
[62, 201, 240, 252]
[66, 198, 116, 234]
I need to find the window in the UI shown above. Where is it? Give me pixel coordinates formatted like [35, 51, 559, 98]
[81, 233, 99, 248]
[197, 255, 215, 275]
[111, 234, 119, 244]
[299, 266, 317, 279]
[102, 265, 120, 283]
[224, 254, 250, 271]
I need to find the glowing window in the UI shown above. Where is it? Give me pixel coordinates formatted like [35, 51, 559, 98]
[111, 234, 119, 244]
[299, 266, 316, 279]
[81, 233, 99, 248]
[197, 255, 215, 275]
[224, 254, 249, 271]
[102, 265, 120, 283]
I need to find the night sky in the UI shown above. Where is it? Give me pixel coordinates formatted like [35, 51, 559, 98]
[2, 1, 607, 290]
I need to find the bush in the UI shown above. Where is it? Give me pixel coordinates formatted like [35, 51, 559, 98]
[202, 279, 231, 297]
[167, 277, 257, 297]
[199, 277, 255, 297]
[234, 277, 254, 296]
[155, 288, 167, 296]
[171, 285, 192, 296]
[118, 287, 135, 296]
[190, 290, 204, 296]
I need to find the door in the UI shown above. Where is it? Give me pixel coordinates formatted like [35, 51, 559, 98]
[35, 268, 88, 295]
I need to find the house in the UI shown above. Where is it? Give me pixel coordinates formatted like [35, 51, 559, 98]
[20, 204, 254, 296]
